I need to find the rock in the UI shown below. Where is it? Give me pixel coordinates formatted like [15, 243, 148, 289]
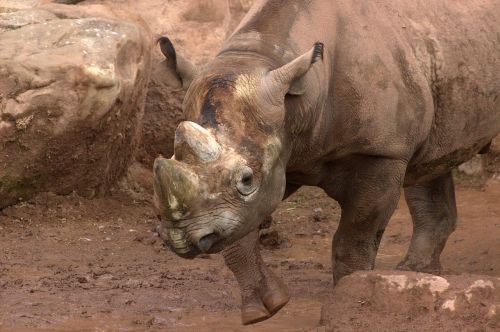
[0, 2, 152, 208]
[485, 134, 500, 179]
[231, 0, 254, 12]
[491, 135, 500, 154]
[259, 229, 288, 249]
[225, 0, 254, 35]
[123, 162, 154, 194]
[458, 155, 484, 176]
[487, 304, 500, 327]
[136, 72, 185, 167]
[181, 0, 229, 23]
[116, 161, 154, 201]
[320, 271, 499, 331]
[52, 0, 85, 4]
[259, 215, 273, 229]
[0, 0, 38, 11]
[312, 207, 327, 222]
[0, 8, 57, 32]
[457, 135, 500, 180]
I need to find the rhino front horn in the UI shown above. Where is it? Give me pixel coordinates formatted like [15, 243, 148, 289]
[153, 157, 199, 221]
[174, 121, 221, 163]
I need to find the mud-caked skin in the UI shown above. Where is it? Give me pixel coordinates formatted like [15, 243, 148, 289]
[153, 0, 500, 324]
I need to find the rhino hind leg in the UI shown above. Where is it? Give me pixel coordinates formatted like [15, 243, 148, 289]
[397, 172, 457, 273]
[222, 230, 289, 325]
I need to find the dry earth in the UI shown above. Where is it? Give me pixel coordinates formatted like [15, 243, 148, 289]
[0, 181, 499, 331]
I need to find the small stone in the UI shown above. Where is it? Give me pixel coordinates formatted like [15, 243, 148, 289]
[486, 304, 500, 326]
[458, 155, 484, 176]
[76, 276, 89, 284]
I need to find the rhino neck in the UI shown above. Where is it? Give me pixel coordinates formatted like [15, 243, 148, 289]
[222, 0, 336, 162]
[218, 32, 298, 69]
[218, 36, 327, 125]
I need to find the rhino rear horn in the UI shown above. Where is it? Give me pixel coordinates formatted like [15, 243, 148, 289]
[174, 121, 221, 163]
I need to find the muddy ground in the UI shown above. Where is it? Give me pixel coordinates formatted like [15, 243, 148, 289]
[0, 180, 499, 331]
[1, 1, 499, 331]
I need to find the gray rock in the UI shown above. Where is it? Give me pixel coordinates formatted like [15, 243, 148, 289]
[0, 3, 151, 208]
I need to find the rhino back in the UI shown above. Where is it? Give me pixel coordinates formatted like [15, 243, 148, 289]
[393, 0, 500, 182]
[221, 1, 499, 184]
[290, 0, 499, 183]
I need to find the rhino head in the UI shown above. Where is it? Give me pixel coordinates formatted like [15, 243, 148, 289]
[154, 37, 323, 258]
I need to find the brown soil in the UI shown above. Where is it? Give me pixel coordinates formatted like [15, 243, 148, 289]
[1, 1, 498, 331]
[1, 181, 499, 331]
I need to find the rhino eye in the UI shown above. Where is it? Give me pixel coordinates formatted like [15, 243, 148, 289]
[241, 171, 252, 186]
[236, 166, 256, 196]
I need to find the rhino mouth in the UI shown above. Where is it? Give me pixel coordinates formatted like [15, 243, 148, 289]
[164, 233, 225, 258]
[163, 239, 200, 259]
[160, 218, 228, 258]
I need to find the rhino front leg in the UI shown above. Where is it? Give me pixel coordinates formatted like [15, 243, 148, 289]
[397, 172, 457, 273]
[222, 229, 289, 325]
[323, 157, 407, 283]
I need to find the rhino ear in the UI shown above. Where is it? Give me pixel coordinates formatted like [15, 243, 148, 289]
[262, 42, 324, 97]
[157, 36, 198, 89]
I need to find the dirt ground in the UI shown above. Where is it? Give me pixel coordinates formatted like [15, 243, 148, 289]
[1, 1, 499, 331]
[0, 180, 499, 331]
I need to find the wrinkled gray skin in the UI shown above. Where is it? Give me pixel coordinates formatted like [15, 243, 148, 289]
[154, 0, 500, 324]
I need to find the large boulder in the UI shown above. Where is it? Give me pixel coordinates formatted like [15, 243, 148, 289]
[320, 271, 499, 331]
[0, 2, 152, 208]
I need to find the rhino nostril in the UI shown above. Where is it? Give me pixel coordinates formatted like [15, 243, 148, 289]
[197, 233, 219, 253]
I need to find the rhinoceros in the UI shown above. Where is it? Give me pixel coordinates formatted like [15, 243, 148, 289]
[153, 0, 500, 324]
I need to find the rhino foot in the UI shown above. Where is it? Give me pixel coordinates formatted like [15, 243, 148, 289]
[396, 259, 442, 274]
[262, 286, 289, 313]
[241, 298, 270, 325]
[241, 275, 289, 325]
[222, 230, 290, 325]
[398, 172, 457, 276]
